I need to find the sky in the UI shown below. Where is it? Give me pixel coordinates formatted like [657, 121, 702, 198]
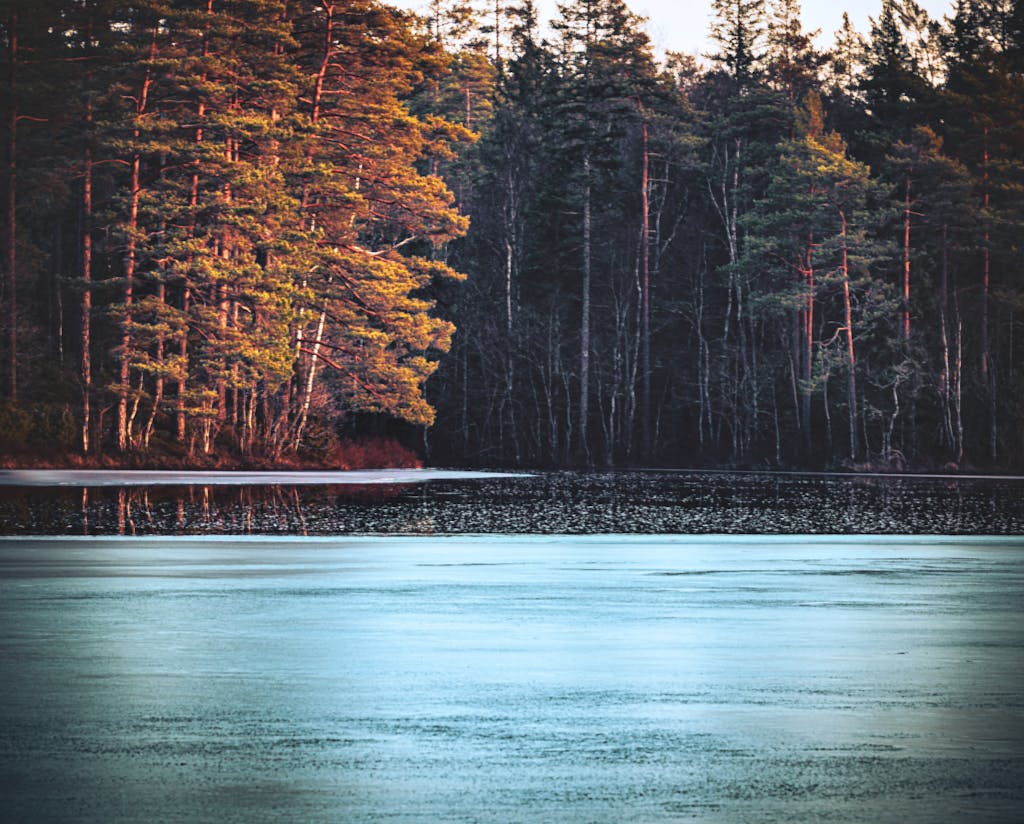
[387, 0, 957, 59]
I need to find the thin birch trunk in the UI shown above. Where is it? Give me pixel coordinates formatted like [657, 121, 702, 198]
[293, 306, 326, 451]
[5, 11, 17, 402]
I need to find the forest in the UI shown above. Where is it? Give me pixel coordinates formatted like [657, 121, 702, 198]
[0, 0, 1022, 471]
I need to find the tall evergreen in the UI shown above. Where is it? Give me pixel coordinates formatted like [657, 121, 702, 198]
[708, 0, 767, 92]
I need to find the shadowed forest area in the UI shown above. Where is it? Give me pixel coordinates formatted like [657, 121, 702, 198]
[1, 0, 1022, 470]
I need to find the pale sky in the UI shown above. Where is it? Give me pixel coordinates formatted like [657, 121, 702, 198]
[388, 0, 957, 59]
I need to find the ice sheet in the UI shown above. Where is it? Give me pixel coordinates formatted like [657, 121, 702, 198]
[0, 467, 532, 486]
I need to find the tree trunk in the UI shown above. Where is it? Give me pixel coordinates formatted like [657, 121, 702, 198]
[839, 208, 858, 463]
[117, 41, 154, 452]
[639, 118, 651, 461]
[939, 224, 954, 453]
[179, 4, 213, 444]
[903, 172, 912, 340]
[116, 151, 141, 451]
[981, 127, 996, 463]
[177, 283, 190, 442]
[143, 284, 165, 451]
[5, 11, 17, 402]
[579, 150, 591, 463]
[81, 93, 93, 454]
[953, 289, 964, 465]
[503, 164, 519, 464]
[802, 232, 814, 456]
[293, 306, 326, 451]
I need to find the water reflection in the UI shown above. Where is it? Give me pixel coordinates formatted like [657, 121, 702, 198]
[2, 471, 1023, 536]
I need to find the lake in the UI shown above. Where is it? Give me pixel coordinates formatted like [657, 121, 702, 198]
[1, 471, 1023, 822]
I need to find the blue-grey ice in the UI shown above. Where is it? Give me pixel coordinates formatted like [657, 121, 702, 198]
[1, 534, 1022, 822]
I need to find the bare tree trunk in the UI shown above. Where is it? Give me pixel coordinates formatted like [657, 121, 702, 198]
[216, 280, 229, 422]
[709, 138, 742, 460]
[639, 117, 651, 461]
[116, 151, 141, 451]
[5, 11, 17, 402]
[143, 282, 165, 450]
[293, 306, 326, 451]
[839, 209, 858, 463]
[503, 164, 520, 464]
[953, 288, 964, 465]
[579, 151, 591, 464]
[695, 251, 710, 449]
[126, 372, 144, 445]
[142, 154, 168, 451]
[981, 127, 996, 463]
[802, 233, 814, 456]
[903, 173, 912, 340]
[177, 283, 190, 442]
[117, 42, 154, 451]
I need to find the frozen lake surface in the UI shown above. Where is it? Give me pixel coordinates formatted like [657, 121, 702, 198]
[1, 534, 1023, 822]
[3, 469, 1024, 535]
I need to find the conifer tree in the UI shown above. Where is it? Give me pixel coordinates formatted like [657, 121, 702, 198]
[708, 0, 767, 92]
[740, 93, 894, 463]
[765, 0, 824, 103]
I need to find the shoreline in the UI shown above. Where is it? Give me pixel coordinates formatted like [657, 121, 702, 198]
[2, 466, 1023, 486]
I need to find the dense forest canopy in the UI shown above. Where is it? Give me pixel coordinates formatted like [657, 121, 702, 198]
[1, 0, 1022, 470]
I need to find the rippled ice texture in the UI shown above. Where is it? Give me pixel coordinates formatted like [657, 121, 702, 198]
[1, 535, 1023, 822]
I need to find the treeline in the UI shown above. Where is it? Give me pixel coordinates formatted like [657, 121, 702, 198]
[420, 0, 1024, 470]
[0, 0, 466, 463]
[2, 1, 1023, 471]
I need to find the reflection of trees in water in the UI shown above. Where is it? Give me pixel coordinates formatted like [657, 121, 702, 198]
[56, 484, 326, 535]
[0, 475, 1021, 535]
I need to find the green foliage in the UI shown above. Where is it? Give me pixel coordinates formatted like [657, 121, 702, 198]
[0, 401, 77, 457]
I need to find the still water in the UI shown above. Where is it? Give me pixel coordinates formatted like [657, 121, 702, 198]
[1, 534, 1023, 822]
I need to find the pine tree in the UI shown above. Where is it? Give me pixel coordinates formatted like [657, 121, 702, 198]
[708, 0, 767, 92]
[740, 94, 894, 464]
[765, 0, 824, 103]
[861, 0, 920, 134]
[287, 0, 469, 449]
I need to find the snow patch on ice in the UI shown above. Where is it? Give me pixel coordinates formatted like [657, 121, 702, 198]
[0, 468, 533, 487]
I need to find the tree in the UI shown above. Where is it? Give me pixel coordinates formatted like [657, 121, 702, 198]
[708, 0, 767, 92]
[765, 0, 825, 103]
[740, 94, 894, 464]
[550, 0, 658, 462]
